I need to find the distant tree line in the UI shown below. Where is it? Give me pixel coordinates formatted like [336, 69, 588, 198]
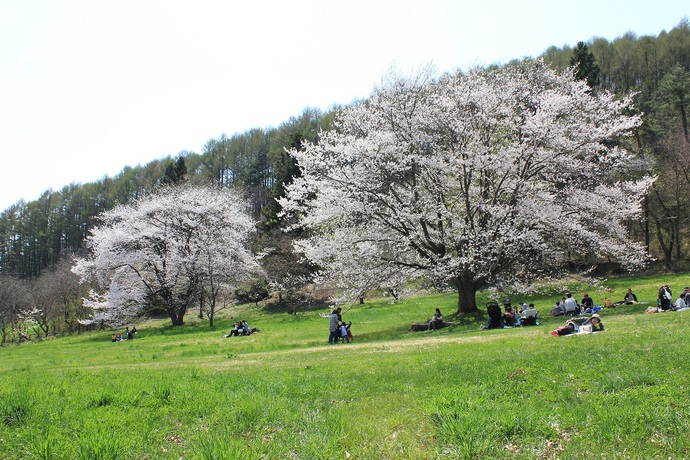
[541, 18, 690, 266]
[0, 108, 334, 279]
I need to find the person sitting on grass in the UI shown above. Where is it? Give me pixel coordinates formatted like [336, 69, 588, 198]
[563, 293, 580, 316]
[503, 305, 517, 327]
[673, 292, 689, 311]
[624, 288, 637, 304]
[581, 293, 594, 312]
[519, 304, 539, 326]
[429, 308, 444, 329]
[481, 302, 505, 329]
[223, 323, 241, 338]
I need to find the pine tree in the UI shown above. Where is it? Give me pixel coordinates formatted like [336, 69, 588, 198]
[570, 41, 601, 90]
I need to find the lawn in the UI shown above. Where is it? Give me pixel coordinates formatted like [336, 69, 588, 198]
[0, 272, 689, 459]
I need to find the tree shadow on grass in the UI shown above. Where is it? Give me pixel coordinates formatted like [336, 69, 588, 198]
[350, 311, 490, 343]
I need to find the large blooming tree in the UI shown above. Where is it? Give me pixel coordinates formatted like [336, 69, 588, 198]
[280, 60, 654, 313]
[73, 185, 261, 326]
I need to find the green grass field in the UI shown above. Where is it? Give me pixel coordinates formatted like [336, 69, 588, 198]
[1, 272, 689, 459]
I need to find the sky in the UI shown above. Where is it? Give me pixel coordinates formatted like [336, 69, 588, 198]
[0, 0, 688, 211]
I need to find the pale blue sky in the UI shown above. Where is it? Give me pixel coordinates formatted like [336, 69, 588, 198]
[0, 0, 687, 210]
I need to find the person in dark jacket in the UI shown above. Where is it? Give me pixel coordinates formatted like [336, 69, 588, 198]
[623, 288, 638, 304]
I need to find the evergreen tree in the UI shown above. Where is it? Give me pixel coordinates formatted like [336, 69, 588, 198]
[162, 156, 187, 185]
[175, 156, 188, 181]
[570, 41, 600, 89]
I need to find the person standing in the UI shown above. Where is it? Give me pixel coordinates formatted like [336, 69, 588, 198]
[328, 308, 341, 344]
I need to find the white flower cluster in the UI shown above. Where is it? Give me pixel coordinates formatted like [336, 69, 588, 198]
[73, 186, 261, 326]
[280, 61, 653, 311]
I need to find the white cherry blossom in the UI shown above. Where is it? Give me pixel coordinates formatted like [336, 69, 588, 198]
[280, 61, 653, 313]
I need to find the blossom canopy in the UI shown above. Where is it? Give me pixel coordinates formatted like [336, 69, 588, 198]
[280, 60, 653, 313]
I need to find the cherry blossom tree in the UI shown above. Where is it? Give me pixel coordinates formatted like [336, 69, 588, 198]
[73, 185, 261, 326]
[280, 60, 654, 314]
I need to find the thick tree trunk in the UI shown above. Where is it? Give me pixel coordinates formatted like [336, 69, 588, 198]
[167, 305, 187, 326]
[452, 276, 479, 314]
[169, 311, 185, 326]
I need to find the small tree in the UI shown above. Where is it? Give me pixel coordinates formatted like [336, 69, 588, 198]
[73, 185, 261, 326]
[280, 61, 654, 314]
[0, 274, 31, 344]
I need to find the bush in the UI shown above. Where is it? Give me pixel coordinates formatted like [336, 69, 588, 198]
[234, 279, 270, 305]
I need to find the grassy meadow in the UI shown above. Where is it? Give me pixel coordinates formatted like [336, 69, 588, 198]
[1, 272, 689, 459]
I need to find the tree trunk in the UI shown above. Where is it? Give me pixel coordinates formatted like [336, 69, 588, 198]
[169, 310, 185, 326]
[680, 102, 688, 143]
[208, 300, 215, 328]
[452, 276, 479, 314]
[166, 303, 187, 326]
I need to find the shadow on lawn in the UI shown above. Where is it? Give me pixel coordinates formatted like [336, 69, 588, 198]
[352, 311, 489, 342]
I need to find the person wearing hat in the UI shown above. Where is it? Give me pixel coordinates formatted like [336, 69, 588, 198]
[551, 313, 604, 336]
[590, 313, 604, 332]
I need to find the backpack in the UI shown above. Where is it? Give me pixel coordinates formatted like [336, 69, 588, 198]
[487, 302, 502, 319]
[486, 302, 504, 329]
[521, 316, 537, 326]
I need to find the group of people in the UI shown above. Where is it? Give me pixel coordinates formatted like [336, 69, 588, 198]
[551, 290, 634, 316]
[551, 292, 597, 317]
[549, 292, 607, 336]
[328, 307, 353, 343]
[653, 285, 690, 312]
[476, 294, 605, 336]
[223, 320, 257, 337]
[481, 299, 540, 329]
[111, 326, 137, 342]
[111, 284, 689, 344]
[549, 284, 690, 335]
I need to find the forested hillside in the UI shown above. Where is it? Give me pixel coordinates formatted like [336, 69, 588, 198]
[541, 19, 690, 266]
[0, 19, 688, 341]
[0, 108, 334, 279]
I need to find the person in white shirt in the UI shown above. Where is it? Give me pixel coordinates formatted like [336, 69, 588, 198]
[563, 293, 580, 315]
